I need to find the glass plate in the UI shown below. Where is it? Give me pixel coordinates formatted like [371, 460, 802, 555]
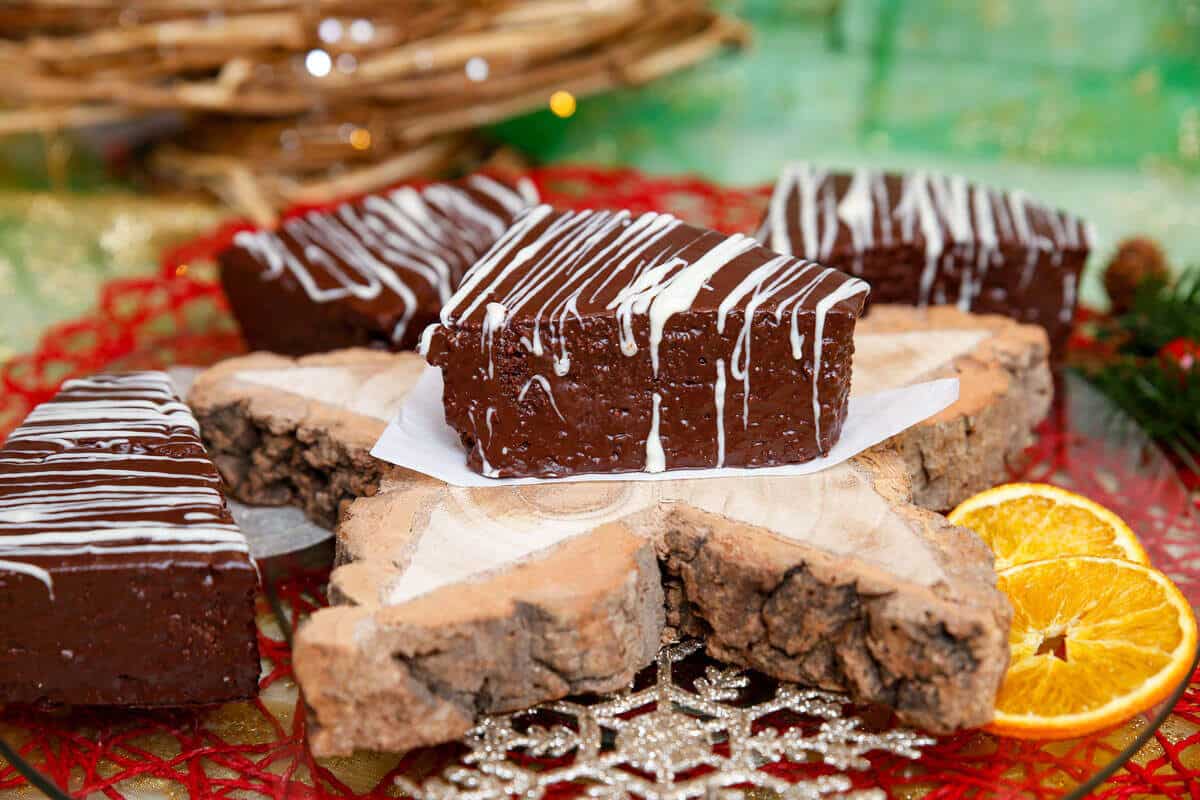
[1, 372, 1197, 800]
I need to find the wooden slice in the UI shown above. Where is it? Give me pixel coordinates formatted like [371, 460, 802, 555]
[189, 349, 423, 527]
[855, 305, 1052, 510]
[295, 453, 1010, 756]
[189, 314, 1041, 755]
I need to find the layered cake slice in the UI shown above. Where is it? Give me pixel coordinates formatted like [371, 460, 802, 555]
[220, 174, 537, 355]
[755, 164, 1092, 356]
[0, 372, 260, 707]
[420, 205, 870, 478]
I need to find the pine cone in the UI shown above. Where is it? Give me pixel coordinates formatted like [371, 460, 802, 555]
[1104, 237, 1169, 313]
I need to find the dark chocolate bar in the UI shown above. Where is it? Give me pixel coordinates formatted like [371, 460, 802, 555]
[0, 372, 260, 707]
[220, 175, 537, 355]
[755, 165, 1091, 356]
[421, 206, 869, 478]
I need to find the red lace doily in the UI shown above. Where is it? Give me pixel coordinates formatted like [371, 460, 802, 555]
[2, 166, 1199, 799]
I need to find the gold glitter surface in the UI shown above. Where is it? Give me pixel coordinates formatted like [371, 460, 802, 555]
[0, 191, 224, 352]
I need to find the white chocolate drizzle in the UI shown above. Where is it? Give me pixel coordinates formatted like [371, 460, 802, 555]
[717, 255, 836, 426]
[0, 372, 251, 599]
[645, 392, 665, 473]
[714, 358, 727, 468]
[644, 233, 760, 375]
[1061, 272, 1077, 323]
[837, 167, 876, 273]
[230, 176, 536, 347]
[518, 375, 565, 421]
[811, 279, 871, 442]
[0, 560, 53, 597]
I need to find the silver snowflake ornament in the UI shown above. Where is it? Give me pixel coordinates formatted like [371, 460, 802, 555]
[395, 639, 936, 800]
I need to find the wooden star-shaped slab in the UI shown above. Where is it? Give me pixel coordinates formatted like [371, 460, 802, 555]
[190, 349, 422, 527]
[188, 305, 1046, 756]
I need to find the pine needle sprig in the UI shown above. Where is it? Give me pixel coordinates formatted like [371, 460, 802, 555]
[1116, 267, 1200, 356]
[1082, 358, 1200, 473]
[1078, 264, 1200, 470]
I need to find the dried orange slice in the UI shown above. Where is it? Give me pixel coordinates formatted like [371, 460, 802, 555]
[948, 482, 1148, 571]
[988, 556, 1197, 740]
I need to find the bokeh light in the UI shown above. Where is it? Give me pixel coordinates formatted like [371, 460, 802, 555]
[465, 56, 489, 82]
[317, 18, 342, 44]
[348, 19, 374, 43]
[305, 49, 332, 78]
[549, 90, 577, 118]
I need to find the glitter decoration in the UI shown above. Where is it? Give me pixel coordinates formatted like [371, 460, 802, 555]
[396, 640, 935, 800]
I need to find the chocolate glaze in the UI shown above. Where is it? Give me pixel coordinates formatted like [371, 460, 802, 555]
[421, 206, 868, 478]
[219, 175, 538, 355]
[0, 372, 260, 707]
[754, 165, 1092, 357]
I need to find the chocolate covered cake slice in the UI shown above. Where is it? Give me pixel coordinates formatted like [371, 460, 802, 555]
[0, 372, 260, 707]
[220, 174, 537, 355]
[420, 205, 870, 478]
[190, 307, 1050, 523]
[755, 164, 1092, 357]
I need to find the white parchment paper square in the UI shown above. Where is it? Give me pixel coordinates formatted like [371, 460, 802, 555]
[371, 367, 959, 488]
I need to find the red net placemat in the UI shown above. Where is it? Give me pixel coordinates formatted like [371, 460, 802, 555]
[2, 166, 1199, 799]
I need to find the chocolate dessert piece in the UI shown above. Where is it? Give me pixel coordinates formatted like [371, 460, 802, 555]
[420, 206, 870, 478]
[219, 174, 538, 355]
[190, 306, 1050, 538]
[0, 372, 260, 707]
[755, 165, 1092, 357]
